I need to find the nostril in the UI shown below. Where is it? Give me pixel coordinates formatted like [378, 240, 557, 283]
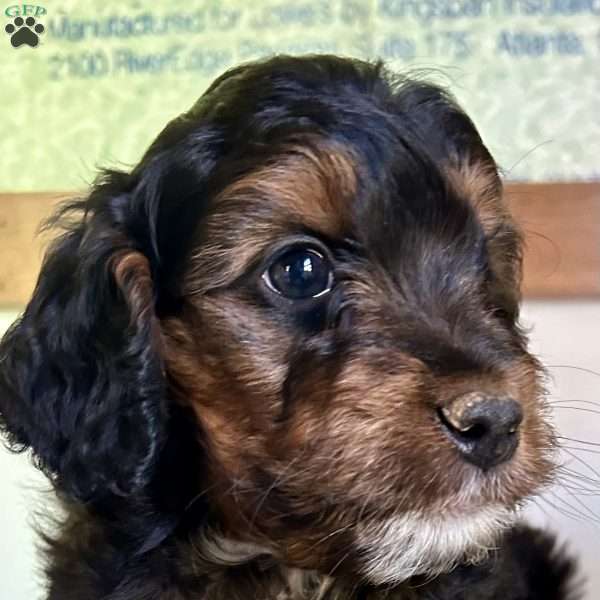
[437, 409, 487, 442]
[438, 393, 523, 470]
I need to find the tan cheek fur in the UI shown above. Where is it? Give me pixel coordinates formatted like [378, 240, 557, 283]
[162, 295, 291, 485]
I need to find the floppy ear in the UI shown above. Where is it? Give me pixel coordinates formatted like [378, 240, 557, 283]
[0, 178, 167, 503]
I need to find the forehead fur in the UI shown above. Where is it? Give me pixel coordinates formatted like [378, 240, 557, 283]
[162, 56, 515, 310]
[223, 142, 357, 228]
[184, 148, 495, 301]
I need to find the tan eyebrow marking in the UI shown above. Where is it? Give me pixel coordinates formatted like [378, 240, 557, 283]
[185, 140, 359, 293]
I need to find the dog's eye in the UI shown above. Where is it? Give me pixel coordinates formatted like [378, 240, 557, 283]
[263, 248, 333, 299]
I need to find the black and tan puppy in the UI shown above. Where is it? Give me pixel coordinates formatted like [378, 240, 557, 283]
[0, 55, 578, 599]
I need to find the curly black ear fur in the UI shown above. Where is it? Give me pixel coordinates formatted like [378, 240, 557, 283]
[0, 179, 169, 503]
[0, 74, 227, 514]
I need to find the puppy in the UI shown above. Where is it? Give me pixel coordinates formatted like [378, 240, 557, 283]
[0, 55, 578, 599]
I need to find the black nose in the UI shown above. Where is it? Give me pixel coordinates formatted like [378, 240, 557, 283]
[438, 393, 523, 470]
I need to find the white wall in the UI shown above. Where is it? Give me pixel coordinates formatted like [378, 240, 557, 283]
[521, 301, 600, 598]
[0, 302, 599, 598]
[0, 312, 49, 599]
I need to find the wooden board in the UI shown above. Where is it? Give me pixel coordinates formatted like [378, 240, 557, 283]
[0, 193, 71, 308]
[0, 183, 599, 306]
[507, 183, 600, 298]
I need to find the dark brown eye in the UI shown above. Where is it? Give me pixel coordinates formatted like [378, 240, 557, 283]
[263, 247, 333, 299]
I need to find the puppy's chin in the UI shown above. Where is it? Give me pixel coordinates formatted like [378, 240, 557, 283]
[355, 504, 516, 585]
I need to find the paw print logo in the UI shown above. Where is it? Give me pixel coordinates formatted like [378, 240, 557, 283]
[5, 16, 45, 48]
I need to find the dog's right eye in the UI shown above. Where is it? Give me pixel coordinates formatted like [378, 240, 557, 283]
[262, 247, 333, 300]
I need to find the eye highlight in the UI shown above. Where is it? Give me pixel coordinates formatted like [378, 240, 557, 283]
[262, 247, 333, 300]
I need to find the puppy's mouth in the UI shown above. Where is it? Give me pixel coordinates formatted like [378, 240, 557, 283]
[351, 396, 549, 585]
[355, 504, 516, 585]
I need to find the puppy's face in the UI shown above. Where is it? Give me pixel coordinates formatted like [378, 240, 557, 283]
[0, 57, 554, 587]
[163, 141, 553, 581]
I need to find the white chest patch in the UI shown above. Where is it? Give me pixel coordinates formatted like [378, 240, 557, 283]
[355, 504, 516, 585]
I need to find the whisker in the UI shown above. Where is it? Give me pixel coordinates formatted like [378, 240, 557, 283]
[305, 525, 352, 554]
[538, 494, 588, 524]
[546, 364, 600, 379]
[558, 436, 600, 449]
[556, 483, 600, 497]
[551, 406, 600, 417]
[556, 466, 600, 491]
[549, 399, 600, 409]
[558, 447, 600, 483]
[557, 469, 600, 493]
[530, 497, 552, 520]
[559, 486, 600, 525]
[505, 140, 554, 174]
[561, 445, 600, 456]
